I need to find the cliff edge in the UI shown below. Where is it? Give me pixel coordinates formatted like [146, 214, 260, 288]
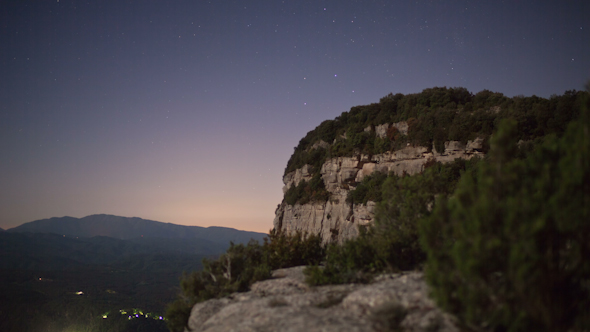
[273, 122, 484, 243]
[186, 266, 458, 332]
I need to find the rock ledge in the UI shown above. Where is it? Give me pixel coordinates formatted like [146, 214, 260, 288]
[186, 266, 459, 332]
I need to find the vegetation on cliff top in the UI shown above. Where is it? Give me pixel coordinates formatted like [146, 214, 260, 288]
[284, 87, 585, 177]
[284, 173, 331, 205]
[283, 87, 586, 207]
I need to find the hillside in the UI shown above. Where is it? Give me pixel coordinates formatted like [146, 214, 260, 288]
[273, 87, 587, 242]
[0, 232, 225, 270]
[1, 215, 267, 332]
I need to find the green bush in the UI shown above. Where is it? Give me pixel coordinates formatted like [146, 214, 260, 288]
[285, 147, 328, 175]
[346, 171, 388, 205]
[307, 159, 476, 286]
[284, 173, 330, 205]
[284, 88, 587, 177]
[420, 110, 590, 332]
[166, 230, 326, 332]
[262, 229, 325, 269]
[371, 159, 475, 272]
[165, 240, 270, 332]
[305, 228, 379, 285]
[373, 136, 392, 154]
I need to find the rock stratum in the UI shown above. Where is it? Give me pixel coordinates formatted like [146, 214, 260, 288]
[273, 122, 484, 243]
[186, 266, 458, 332]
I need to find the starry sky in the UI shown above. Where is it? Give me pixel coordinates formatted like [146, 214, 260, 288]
[1, 0, 588, 232]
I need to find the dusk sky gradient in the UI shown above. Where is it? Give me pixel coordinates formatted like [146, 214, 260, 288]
[1, 0, 588, 232]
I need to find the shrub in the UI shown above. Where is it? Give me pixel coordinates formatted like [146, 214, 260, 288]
[420, 110, 590, 332]
[165, 240, 271, 332]
[166, 230, 326, 332]
[263, 229, 325, 269]
[284, 173, 330, 206]
[305, 228, 379, 285]
[346, 171, 388, 205]
[373, 136, 392, 154]
[370, 159, 474, 272]
[307, 159, 476, 286]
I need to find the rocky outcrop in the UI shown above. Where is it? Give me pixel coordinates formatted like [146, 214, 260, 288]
[274, 123, 484, 243]
[185, 266, 458, 332]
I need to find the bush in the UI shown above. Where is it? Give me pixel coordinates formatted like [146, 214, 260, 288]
[166, 230, 326, 332]
[284, 173, 330, 205]
[305, 228, 379, 285]
[346, 171, 388, 205]
[263, 229, 325, 269]
[420, 111, 590, 332]
[307, 159, 476, 286]
[370, 159, 474, 272]
[165, 240, 271, 332]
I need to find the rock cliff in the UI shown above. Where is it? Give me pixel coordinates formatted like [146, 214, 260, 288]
[274, 122, 484, 243]
[186, 266, 458, 332]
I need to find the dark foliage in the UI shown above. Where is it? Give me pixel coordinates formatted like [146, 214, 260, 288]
[284, 173, 330, 205]
[284, 87, 587, 179]
[305, 228, 379, 285]
[420, 101, 590, 332]
[306, 159, 477, 286]
[166, 230, 325, 332]
[346, 171, 388, 205]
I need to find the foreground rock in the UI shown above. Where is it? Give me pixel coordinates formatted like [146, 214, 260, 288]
[186, 266, 459, 332]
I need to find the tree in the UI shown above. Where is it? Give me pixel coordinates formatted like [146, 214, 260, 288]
[420, 97, 590, 332]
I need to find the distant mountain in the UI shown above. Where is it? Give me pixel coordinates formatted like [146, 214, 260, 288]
[0, 215, 269, 330]
[8, 214, 267, 246]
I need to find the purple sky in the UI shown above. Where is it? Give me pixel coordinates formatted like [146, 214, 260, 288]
[1, 0, 588, 232]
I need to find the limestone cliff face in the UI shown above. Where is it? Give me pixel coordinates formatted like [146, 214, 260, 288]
[274, 122, 484, 243]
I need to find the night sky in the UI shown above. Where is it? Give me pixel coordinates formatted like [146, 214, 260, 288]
[1, 0, 588, 232]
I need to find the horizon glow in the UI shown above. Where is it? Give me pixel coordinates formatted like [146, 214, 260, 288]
[1, 0, 588, 232]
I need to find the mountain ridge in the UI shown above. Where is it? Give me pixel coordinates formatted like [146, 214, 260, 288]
[7, 214, 267, 245]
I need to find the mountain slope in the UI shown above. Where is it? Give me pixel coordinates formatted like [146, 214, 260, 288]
[0, 231, 222, 270]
